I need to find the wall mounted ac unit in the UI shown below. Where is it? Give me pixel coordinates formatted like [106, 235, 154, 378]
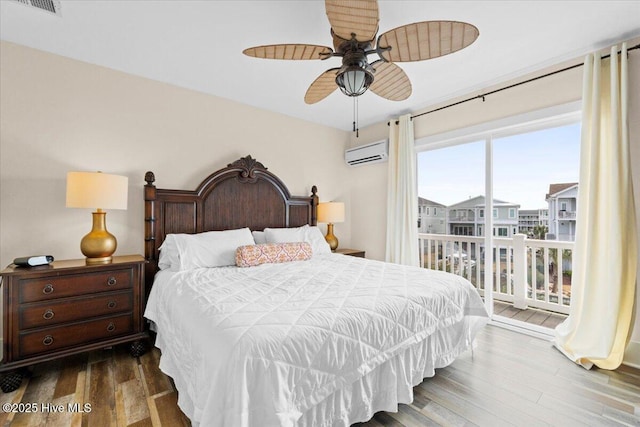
[345, 140, 388, 166]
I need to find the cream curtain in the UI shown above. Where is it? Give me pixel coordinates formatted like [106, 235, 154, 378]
[385, 114, 419, 267]
[554, 43, 638, 369]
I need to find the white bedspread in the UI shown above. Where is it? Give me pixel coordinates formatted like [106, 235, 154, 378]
[144, 253, 488, 427]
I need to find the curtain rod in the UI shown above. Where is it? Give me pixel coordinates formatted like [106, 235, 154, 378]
[388, 43, 640, 126]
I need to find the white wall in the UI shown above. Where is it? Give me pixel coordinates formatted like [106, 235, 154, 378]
[0, 41, 352, 270]
[349, 44, 640, 366]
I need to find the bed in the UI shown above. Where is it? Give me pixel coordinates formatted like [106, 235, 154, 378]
[142, 155, 488, 427]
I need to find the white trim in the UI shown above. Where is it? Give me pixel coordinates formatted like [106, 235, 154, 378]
[484, 137, 494, 316]
[415, 101, 581, 152]
[489, 317, 555, 341]
[623, 340, 640, 368]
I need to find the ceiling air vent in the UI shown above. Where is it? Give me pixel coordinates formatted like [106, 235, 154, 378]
[9, 0, 61, 16]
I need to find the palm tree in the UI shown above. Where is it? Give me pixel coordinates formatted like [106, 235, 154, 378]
[548, 248, 573, 294]
[532, 224, 548, 240]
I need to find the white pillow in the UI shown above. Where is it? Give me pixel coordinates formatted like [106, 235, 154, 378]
[159, 228, 255, 271]
[264, 225, 331, 256]
[306, 226, 331, 255]
[264, 225, 308, 244]
[252, 230, 267, 245]
[158, 234, 180, 271]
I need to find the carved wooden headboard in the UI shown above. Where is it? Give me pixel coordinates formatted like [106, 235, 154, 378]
[143, 155, 318, 287]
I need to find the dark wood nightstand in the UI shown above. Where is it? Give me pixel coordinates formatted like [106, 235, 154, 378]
[335, 248, 366, 258]
[0, 255, 148, 392]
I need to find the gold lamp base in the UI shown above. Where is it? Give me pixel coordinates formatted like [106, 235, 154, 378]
[81, 210, 117, 264]
[324, 223, 339, 251]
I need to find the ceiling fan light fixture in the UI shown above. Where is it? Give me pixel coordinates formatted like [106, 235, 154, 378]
[336, 66, 373, 97]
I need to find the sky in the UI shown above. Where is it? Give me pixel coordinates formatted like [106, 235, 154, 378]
[417, 122, 581, 210]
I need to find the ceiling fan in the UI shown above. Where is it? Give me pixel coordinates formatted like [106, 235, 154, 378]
[243, 0, 479, 105]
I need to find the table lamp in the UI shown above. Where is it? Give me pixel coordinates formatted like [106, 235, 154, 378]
[66, 171, 128, 264]
[317, 202, 345, 251]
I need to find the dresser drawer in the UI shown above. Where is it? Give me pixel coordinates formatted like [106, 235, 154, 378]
[19, 291, 133, 329]
[19, 314, 133, 358]
[19, 269, 132, 303]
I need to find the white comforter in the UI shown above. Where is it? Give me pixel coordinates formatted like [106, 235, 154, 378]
[144, 253, 488, 427]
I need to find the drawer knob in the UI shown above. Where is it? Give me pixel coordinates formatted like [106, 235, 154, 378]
[42, 335, 54, 346]
[42, 284, 54, 294]
[107, 301, 117, 309]
[107, 277, 117, 286]
[106, 322, 116, 332]
[42, 309, 55, 320]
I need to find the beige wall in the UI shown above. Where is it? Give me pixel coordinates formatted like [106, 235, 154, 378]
[349, 44, 640, 366]
[0, 41, 351, 270]
[2, 40, 639, 366]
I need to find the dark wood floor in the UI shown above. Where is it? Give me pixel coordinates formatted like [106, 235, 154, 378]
[1, 325, 638, 426]
[0, 345, 190, 427]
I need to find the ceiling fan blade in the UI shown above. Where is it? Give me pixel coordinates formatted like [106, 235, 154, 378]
[369, 62, 411, 101]
[243, 44, 332, 60]
[325, 0, 379, 43]
[331, 30, 347, 51]
[305, 69, 339, 104]
[378, 21, 479, 62]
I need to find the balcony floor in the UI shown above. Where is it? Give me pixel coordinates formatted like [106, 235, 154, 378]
[493, 300, 567, 329]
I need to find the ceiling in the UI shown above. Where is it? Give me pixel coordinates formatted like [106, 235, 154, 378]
[2, 1, 639, 131]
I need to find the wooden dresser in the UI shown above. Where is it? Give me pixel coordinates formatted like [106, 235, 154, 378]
[0, 255, 148, 392]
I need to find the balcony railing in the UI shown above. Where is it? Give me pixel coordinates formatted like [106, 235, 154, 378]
[558, 210, 577, 219]
[448, 212, 476, 221]
[418, 233, 574, 315]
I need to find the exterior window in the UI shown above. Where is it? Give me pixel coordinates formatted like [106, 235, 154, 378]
[433, 208, 437, 215]
[509, 208, 516, 218]
[426, 207, 430, 215]
[493, 208, 498, 218]
[560, 202, 567, 211]
[479, 209, 484, 218]
[498, 227, 508, 237]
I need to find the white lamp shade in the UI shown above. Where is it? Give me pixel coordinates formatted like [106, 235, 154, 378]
[66, 171, 128, 210]
[317, 202, 345, 223]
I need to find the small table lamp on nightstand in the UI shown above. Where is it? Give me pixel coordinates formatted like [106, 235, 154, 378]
[66, 171, 128, 264]
[318, 202, 345, 251]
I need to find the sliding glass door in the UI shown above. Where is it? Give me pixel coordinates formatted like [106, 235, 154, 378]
[416, 103, 581, 333]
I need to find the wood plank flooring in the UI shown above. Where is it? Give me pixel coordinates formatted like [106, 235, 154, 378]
[1, 325, 638, 426]
[493, 301, 568, 329]
[0, 345, 189, 427]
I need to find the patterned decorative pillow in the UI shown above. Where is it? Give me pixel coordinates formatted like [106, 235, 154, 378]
[236, 242, 312, 267]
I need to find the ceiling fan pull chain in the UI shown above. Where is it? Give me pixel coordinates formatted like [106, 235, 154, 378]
[352, 97, 360, 137]
[356, 97, 359, 138]
[353, 97, 356, 133]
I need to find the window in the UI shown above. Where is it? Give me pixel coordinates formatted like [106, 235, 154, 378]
[417, 101, 581, 324]
[494, 124, 580, 243]
[426, 207, 430, 215]
[433, 208, 437, 215]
